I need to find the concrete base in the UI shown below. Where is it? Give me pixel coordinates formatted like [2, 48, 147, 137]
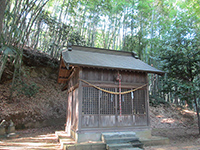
[71, 130, 102, 143]
[56, 130, 169, 150]
[71, 128, 151, 143]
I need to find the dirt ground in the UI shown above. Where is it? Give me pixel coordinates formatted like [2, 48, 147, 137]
[0, 126, 200, 150]
[145, 127, 200, 150]
[1, 104, 200, 149]
[1, 103, 200, 150]
[0, 126, 63, 150]
[145, 104, 200, 149]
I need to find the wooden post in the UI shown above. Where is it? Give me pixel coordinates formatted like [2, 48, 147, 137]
[77, 68, 82, 132]
[98, 89, 101, 128]
[146, 73, 150, 126]
[115, 87, 118, 127]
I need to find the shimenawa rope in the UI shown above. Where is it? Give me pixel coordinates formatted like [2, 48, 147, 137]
[79, 79, 148, 95]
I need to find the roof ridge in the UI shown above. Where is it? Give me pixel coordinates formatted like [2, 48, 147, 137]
[70, 45, 132, 56]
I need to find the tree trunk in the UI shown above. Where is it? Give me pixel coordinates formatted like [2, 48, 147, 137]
[0, 0, 6, 34]
[194, 95, 200, 134]
[174, 86, 178, 105]
[0, 54, 8, 81]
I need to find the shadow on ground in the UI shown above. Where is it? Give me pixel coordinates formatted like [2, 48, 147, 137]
[0, 126, 63, 150]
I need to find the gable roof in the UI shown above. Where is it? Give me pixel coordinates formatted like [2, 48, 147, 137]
[62, 45, 164, 75]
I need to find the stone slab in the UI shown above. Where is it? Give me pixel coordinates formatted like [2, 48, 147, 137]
[0, 127, 6, 136]
[119, 148, 143, 150]
[65, 142, 106, 150]
[107, 143, 133, 150]
[102, 132, 136, 139]
[103, 137, 139, 144]
[140, 136, 169, 146]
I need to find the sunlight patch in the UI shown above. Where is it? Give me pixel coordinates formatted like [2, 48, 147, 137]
[161, 118, 175, 124]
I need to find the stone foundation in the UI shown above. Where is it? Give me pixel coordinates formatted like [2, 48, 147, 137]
[70, 127, 151, 143]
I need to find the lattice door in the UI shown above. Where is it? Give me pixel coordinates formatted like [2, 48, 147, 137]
[100, 88, 115, 115]
[82, 86, 99, 115]
[117, 88, 133, 115]
[82, 87, 116, 115]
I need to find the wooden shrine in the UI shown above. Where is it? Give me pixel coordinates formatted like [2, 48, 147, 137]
[57, 45, 164, 142]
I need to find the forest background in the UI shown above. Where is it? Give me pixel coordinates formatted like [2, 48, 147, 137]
[0, 0, 199, 131]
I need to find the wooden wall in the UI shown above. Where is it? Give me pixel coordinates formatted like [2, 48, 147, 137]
[80, 67, 148, 129]
[65, 67, 80, 132]
[65, 66, 149, 133]
[81, 68, 146, 84]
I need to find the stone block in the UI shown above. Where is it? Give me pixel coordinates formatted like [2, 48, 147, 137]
[7, 126, 15, 133]
[135, 129, 151, 139]
[91, 143, 106, 150]
[75, 132, 102, 143]
[0, 127, 6, 135]
[65, 145, 76, 150]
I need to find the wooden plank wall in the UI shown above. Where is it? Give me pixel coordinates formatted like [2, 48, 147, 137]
[82, 68, 146, 84]
[57, 58, 71, 83]
[80, 67, 148, 128]
[66, 68, 80, 132]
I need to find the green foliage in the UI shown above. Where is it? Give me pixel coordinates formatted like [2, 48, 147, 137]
[68, 31, 86, 46]
[149, 95, 169, 106]
[16, 80, 40, 98]
[159, 14, 200, 104]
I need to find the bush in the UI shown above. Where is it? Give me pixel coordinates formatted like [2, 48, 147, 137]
[16, 81, 40, 97]
[149, 95, 169, 106]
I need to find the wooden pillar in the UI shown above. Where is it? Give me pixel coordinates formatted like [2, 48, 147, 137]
[146, 73, 150, 126]
[115, 87, 118, 126]
[77, 68, 82, 132]
[65, 91, 72, 135]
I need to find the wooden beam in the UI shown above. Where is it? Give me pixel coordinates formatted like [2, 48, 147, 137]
[61, 68, 76, 89]
[67, 83, 79, 93]
[80, 80, 146, 89]
[58, 77, 68, 79]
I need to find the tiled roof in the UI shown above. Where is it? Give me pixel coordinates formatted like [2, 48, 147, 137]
[62, 45, 164, 74]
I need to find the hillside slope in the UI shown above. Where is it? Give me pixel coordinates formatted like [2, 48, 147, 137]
[150, 104, 197, 129]
[0, 48, 67, 129]
[0, 65, 67, 129]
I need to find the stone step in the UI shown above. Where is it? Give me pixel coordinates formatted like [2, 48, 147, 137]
[55, 131, 71, 142]
[102, 132, 136, 141]
[107, 143, 133, 150]
[60, 138, 76, 149]
[118, 148, 143, 150]
[64, 142, 106, 150]
[103, 137, 139, 144]
[107, 142, 143, 150]
[131, 142, 143, 148]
